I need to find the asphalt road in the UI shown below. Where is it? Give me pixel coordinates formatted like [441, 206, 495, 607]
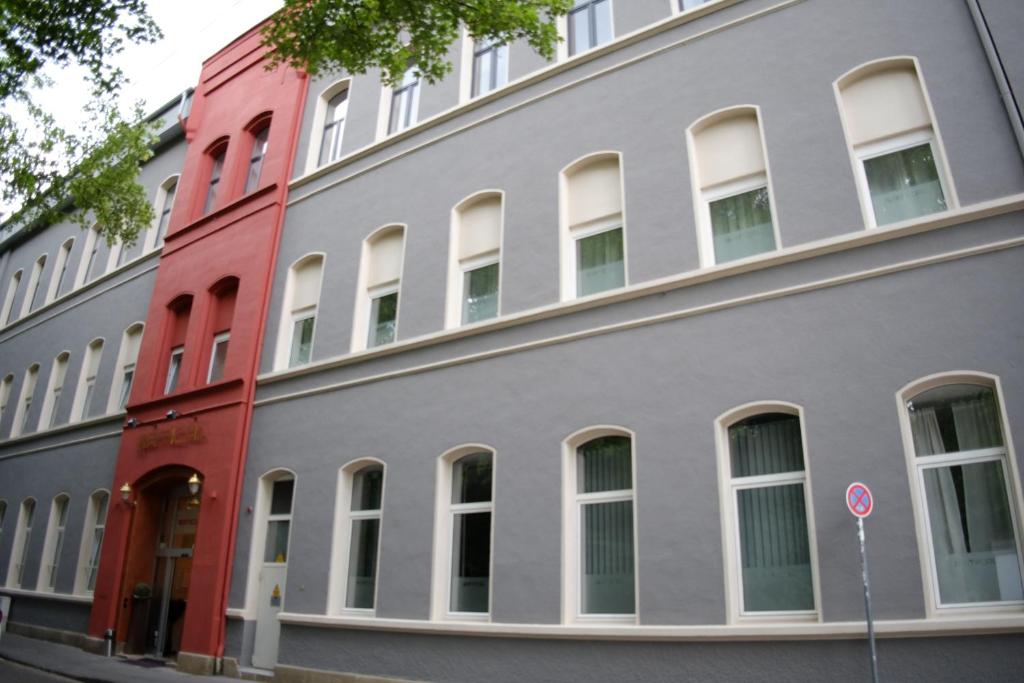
[0, 658, 78, 682]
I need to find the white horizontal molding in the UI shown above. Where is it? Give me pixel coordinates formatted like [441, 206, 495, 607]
[255, 194, 1024, 406]
[225, 607, 248, 619]
[0, 587, 94, 605]
[0, 420, 123, 460]
[277, 611, 1024, 642]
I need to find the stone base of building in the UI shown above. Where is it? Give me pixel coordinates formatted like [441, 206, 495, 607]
[176, 650, 220, 676]
[274, 663, 416, 683]
[7, 621, 103, 654]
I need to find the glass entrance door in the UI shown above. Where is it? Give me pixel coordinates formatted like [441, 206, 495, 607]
[148, 493, 198, 657]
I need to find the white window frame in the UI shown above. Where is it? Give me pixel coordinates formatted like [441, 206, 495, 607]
[0, 374, 13, 425]
[274, 253, 326, 371]
[207, 331, 231, 383]
[559, 0, 616, 60]
[378, 61, 420, 139]
[74, 226, 102, 289]
[896, 371, 1024, 617]
[165, 345, 184, 394]
[834, 56, 959, 230]
[144, 175, 180, 252]
[558, 152, 629, 301]
[686, 105, 782, 268]
[37, 494, 70, 592]
[715, 402, 821, 623]
[351, 225, 406, 353]
[241, 469, 297, 619]
[46, 238, 75, 304]
[430, 445, 497, 621]
[1, 269, 22, 326]
[107, 323, 144, 413]
[561, 426, 638, 624]
[10, 364, 39, 438]
[308, 80, 352, 173]
[70, 339, 104, 423]
[0, 500, 7, 556]
[328, 459, 386, 616]
[6, 498, 36, 588]
[20, 254, 47, 317]
[74, 489, 109, 595]
[445, 191, 505, 329]
[38, 352, 71, 431]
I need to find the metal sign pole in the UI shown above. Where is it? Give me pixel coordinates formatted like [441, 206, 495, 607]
[857, 516, 880, 683]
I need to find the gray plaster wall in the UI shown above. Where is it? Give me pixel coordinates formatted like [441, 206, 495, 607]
[278, 626, 1024, 683]
[0, 593, 92, 635]
[267, 0, 1024, 374]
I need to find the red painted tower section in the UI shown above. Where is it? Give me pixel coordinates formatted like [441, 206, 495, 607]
[87, 23, 307, 667]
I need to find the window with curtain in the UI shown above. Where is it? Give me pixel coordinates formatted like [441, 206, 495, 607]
[907, 383, 1023, 605]
[283, 255, 323, 368]
[450, 194, 502, 327]
[568, 0, 613, 56]
[690, 109, 777, 265]
[563, 155, 626, 299]
[80, 491, 109, 594]
[576, 435, 635, 615]
[727, 412, 815, 613]
[838, 60, 951, 227]
[345, 464, 384, 610]
[41, 494, 70, 591]
[357, 228, 404, 350]
[264, 478, 294, 564]
[448, 452, 493, 614]
[319, 88, 349, 166]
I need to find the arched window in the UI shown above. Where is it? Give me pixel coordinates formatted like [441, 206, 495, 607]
[75, 490, 109, 594]
[688, 107, 779, 265]
[352, 226, 404, 351]
[0, 374, 11, 426]
[1, 269, 21, 325]
[387, 60, 420, 135]
[314, 82, 350, 168]
[71, 339, 104, 422]
[836, 57, 955, 227]
[6, 498, 36, 588]
[447, 192, 502, 328]
[560, 153, 627, 300]
[10, 363, 40, 438]
[74, 225, 103, 288]
[21, 253, 47, 316]
[718, 405, 818, 620]
[900, 375, 1023, 609]
[47, 238, 75, 303]
[206, 278, 238, 383]
[330, 461, 385, 613]
[245, 118, 272, 193]
[149, 176, 179, 250]
[567, 0, 614, 56]
[276, 254, 324, 369]
[39, 351, 71, 430]
[38, 493, 70, 591]
[203, 140, 229, 214]
[0, 500, 6, 556]
[108, 323, 144, 412]
[164, 296, 193, 394]
[432, 447, 495, 619]
[562, 428, 636, 622]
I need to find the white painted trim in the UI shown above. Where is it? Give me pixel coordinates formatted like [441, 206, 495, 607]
[241, 468, 298, 621]
[895, 372, 1024, 618]
[19, 254, 47, 318]
[45, 238, 75, 305]
[274, 253, 327, 371]
[351, 225, 406, 353]
[561, 426, 638, 624]
[144, 175, 181, 252]
[286, 0, 759, 200]
[564, 0, 617, 59]
[0, 269, 22, 326]
[9, 363, 39, 439]
[72, 226, 100, 291]
[307, 79, 354, 175]
[714, 402, 822, 624]
[327, 458, 387, 616]
[73, 489, 109, 596]
[277, 611, 1024, 640]
[69, 338, 104, 424]
[0, 586, 93, 604]
[430, 445, 496, 621]
[457, 26, 474, 104]
[833, 56, 959, 230]
[5, 497, 36, 588]
[36, 493, 70, 592]
[558, 151, 628, 301]
[106, 322, 145, 414]
[446, 191, 505, 329]
[36, 352, 70, 431]
[254, 195, 1024, 400]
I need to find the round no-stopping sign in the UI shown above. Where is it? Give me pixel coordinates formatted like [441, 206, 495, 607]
[846, 482, 874, 518]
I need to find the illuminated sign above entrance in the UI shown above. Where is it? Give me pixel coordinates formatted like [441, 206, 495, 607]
[139, 424, 206, 453]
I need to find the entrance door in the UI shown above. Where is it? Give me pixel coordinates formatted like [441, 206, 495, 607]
[149, 494, 198, 657]
[252, 477, 294, 670]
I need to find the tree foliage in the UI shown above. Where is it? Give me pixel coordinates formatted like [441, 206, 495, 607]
[0, 1, 161, 243]
[262, 0, 573, 86]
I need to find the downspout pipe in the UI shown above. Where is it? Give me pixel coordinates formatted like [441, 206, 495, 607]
[966, 0, 1024, 159]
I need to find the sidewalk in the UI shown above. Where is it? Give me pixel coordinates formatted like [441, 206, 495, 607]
[0, 632, 227, 683]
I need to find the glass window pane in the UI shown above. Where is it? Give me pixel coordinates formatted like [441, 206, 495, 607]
[452, 453, 493, 504]
[369, 292, 398, 347]
[245, 127, 269, 193]
[263, 520, 290, 563]
[580, 436, 632, 493]
[736, 483, 814, 612]
[87, 527, 104, 591]
[473, 47, 492, 96]
[582, 500, 634, 614]
[352, 466, 384, 511]
[270, 478, 294, 515]
[450, 511, 491, 613]
[709, 186, 775, 263]
[290, 315, 315, 367]
[569, 7, 590, 54]
[864, 143, 946, 226]
[493, 45, 508, 90]
[462, 263, 499, 324]
[576, 228, 624, 297]
[119, 368, 134, 408]
[923, 461, 1023, 604]
[346, 518, 380, 609]
[909, 385, 1004, 457]
[593, 0, 613, 46]
[729, 413, 804, 478]
[208, 338, 229, 382]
